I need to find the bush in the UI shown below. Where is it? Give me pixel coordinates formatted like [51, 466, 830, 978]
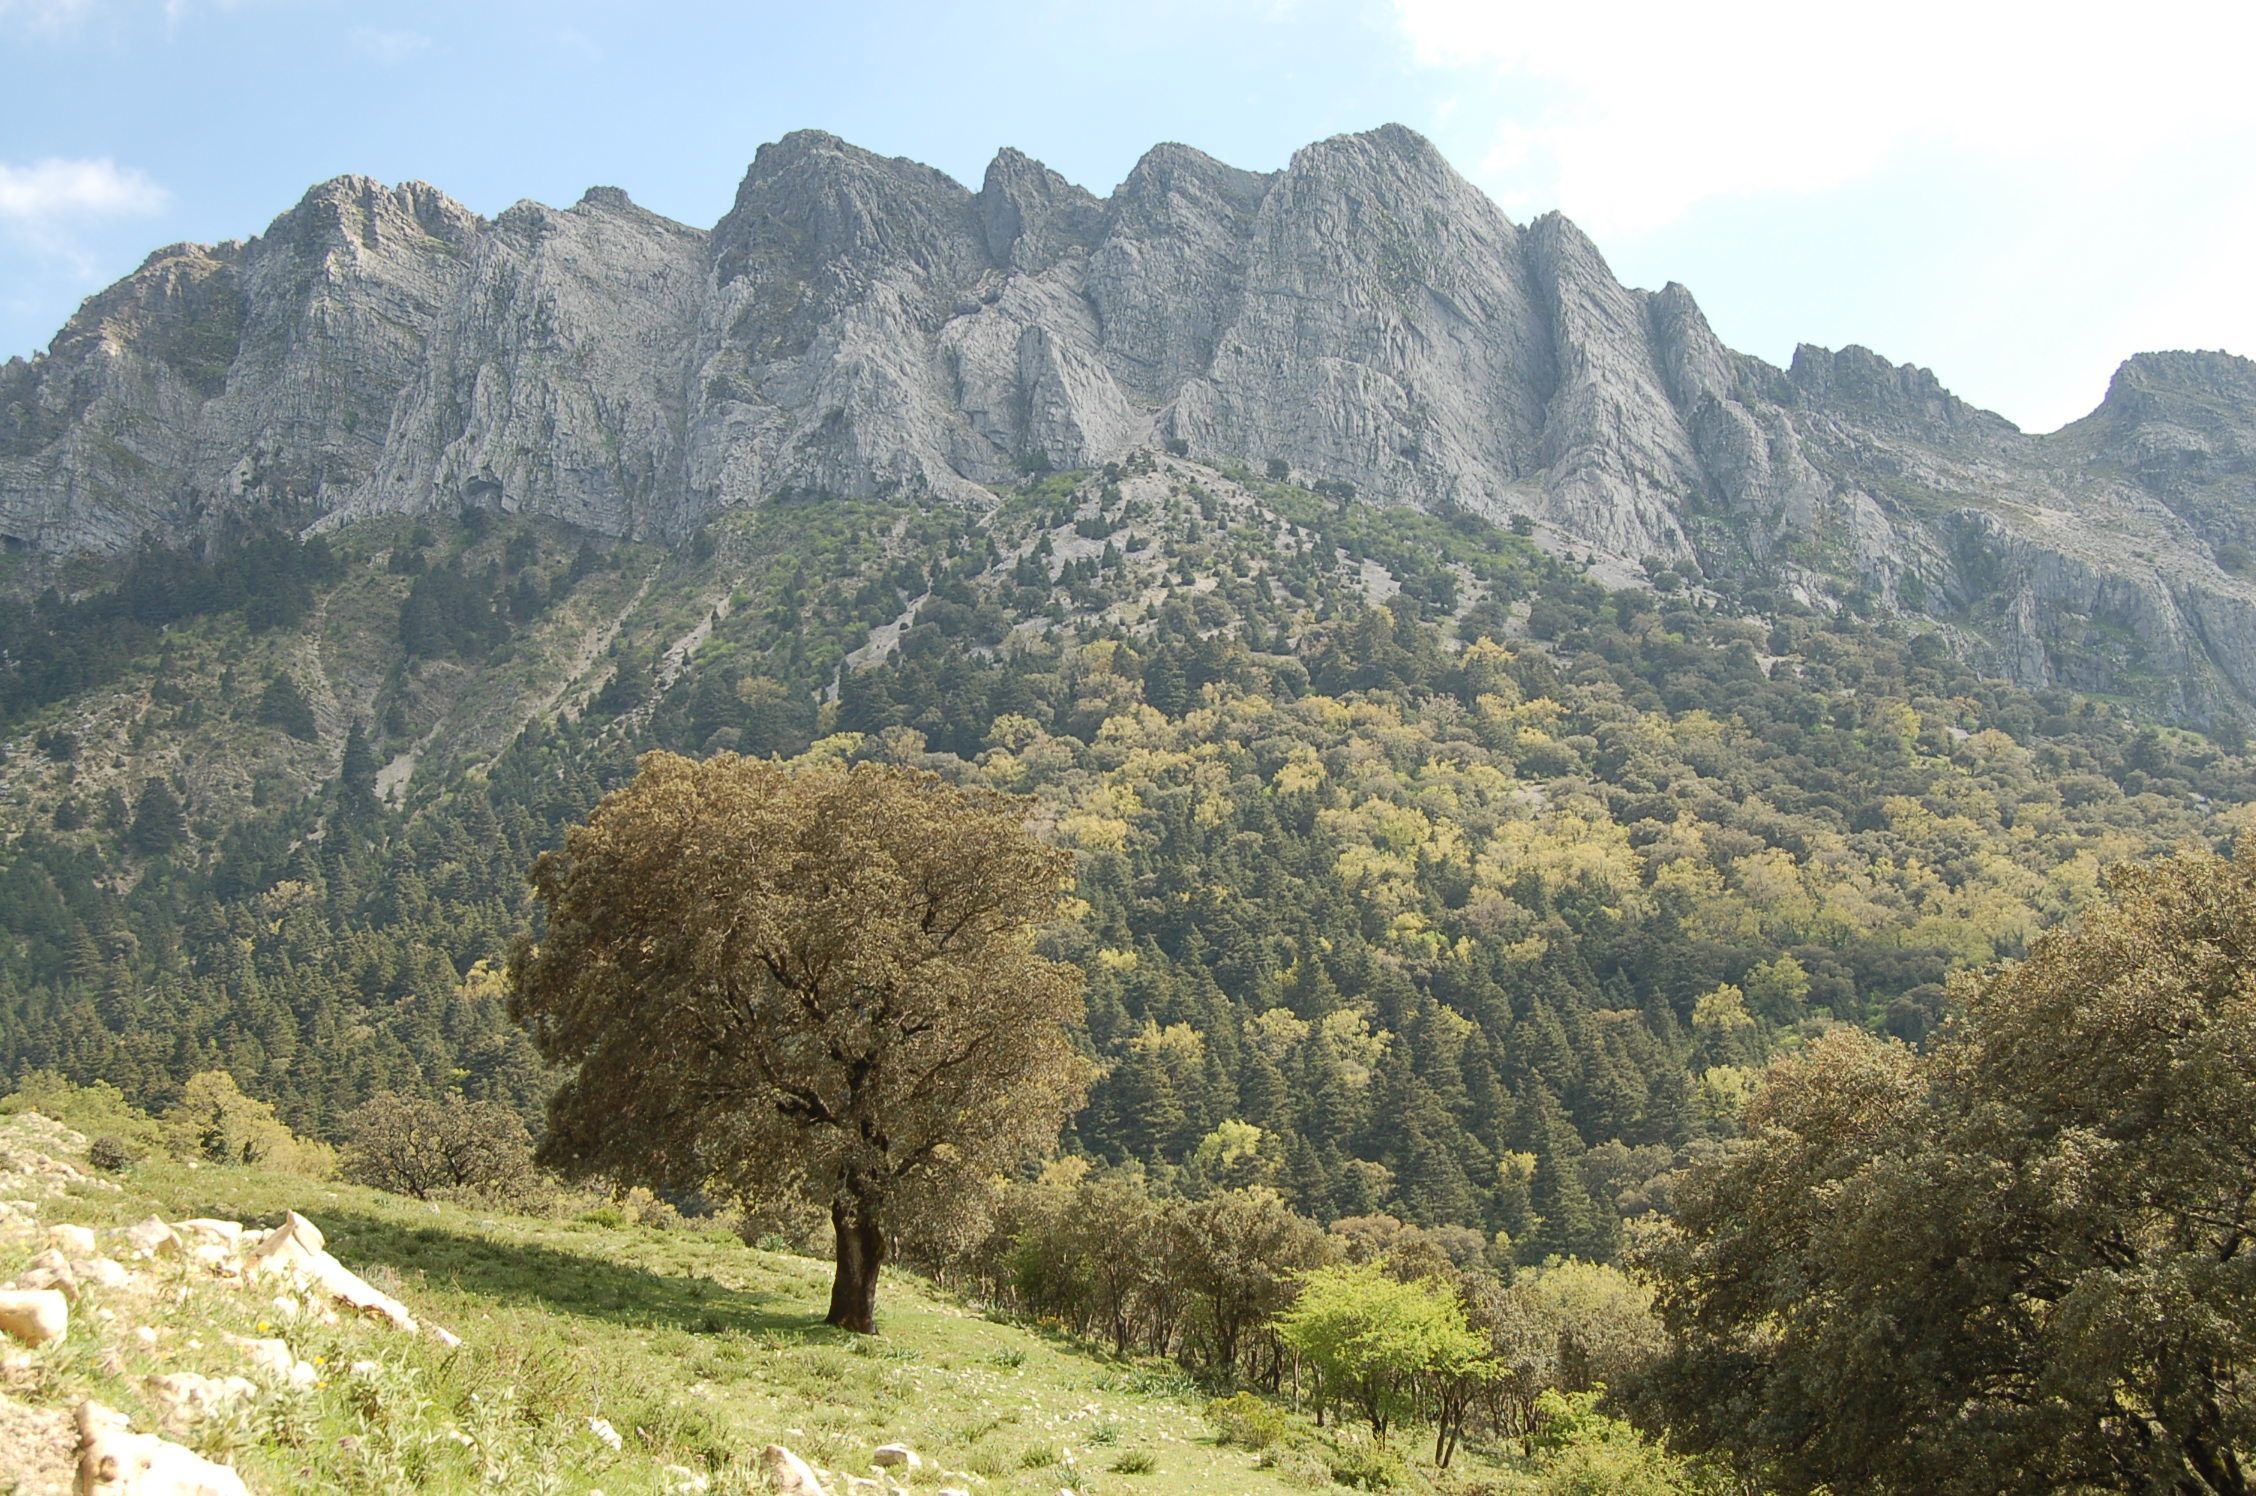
[1325, 1440, 1405, 1491]
[1205, 1391, 1290, 1450]
[87, 1135, 135, 1173]
[1109, 1449, 1157, 1475]
[341, 1091, 541, 1206]
[163, 1071, 333, 1177]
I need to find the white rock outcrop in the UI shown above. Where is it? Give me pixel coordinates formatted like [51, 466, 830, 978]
[73, 1400, 249, 1496]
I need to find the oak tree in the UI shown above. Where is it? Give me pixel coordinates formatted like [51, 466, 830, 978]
[510, 752, 1085, 1332]
[1643, 845, 2256, 1494]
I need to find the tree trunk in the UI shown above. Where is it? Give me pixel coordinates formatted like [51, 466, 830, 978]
[825, 1201, 885, 1333]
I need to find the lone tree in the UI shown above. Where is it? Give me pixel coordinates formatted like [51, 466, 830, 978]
[1642, 844, 2256, 1495]
[510, 753, 1085, 1332]
[340, 1091, 539, 1205]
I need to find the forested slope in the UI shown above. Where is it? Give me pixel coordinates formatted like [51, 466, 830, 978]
[3, 454, 2249, 1260]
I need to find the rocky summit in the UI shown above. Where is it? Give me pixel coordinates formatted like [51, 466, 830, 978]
[2, 126, 2253, 713]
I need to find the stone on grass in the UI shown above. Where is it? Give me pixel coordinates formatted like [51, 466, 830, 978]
[873, 1444, 920, 1470]
[121, 1219, 179, 1260]
[245, 1213, 417, 1333]
[19, 1263, 77, 1302]
[760, 1444, 832, 1496]
[47, 1224, 96, 1257]
[79, 1258, 131, 1290]
[74, 1399, 249, 1496]
[0, 1288, 68, 1346]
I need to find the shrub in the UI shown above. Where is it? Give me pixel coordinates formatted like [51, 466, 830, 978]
[87, 1135, 134, 1173]
[340, 1091, 542, 1206]
[1325, 1440, 1405, 1491]
[163, 1071, 334, 1177]
[1109, 1449, 1157, 1475]
[1205, 1391, 1289, 1450]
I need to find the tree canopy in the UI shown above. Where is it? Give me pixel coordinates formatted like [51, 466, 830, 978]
[1643, 844, 2256, 1494]
[509, 752, 1086, 1331]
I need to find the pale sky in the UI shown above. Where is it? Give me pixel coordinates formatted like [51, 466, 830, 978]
[2, 0, 2249, 433]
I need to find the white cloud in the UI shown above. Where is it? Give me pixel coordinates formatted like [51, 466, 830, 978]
[350, 24, 429, 64]
[0, 158, 170, 228]
[1392, 0, 2256, 237]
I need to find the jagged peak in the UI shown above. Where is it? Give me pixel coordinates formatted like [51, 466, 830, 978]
[1787, 342, 2012, 434]
[130, 241, 229, 276]
[716, 129, 987, 284]
[1112, 140, 1271, 214]
[739, 129, 973, 201]
[977, 148, 1102, 269]
[576, 185, 635, 212]
[2104, 348, 2256, 402]
[262, 173, 481, 255]
[1288, 122, 1448, 176]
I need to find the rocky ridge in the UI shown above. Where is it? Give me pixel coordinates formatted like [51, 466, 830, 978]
[3, 127, 2254, 710]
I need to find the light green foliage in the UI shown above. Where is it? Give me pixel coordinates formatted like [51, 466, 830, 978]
[1518, 1389, 1700, 1496]
[1278, 1262, 1487, 1443]
[1206, 1390, 1291, 1449]
[161, 1070, 333, 1177]
[1, 1071, 165, 1153]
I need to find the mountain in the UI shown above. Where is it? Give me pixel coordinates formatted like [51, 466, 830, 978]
[5, 128, 2256, 1276]
[4, 126, 2254, 716]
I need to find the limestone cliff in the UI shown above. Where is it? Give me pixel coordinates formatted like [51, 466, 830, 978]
[3, 127, 2253, 710]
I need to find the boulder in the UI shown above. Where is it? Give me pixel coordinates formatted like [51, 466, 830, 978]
[760, 1445, 832, 1496]
[662, 1466, 711, 1495]
[74, 1399, 249, 1496]
[873, 1444, 921, 1470]
[48, 1224, 97, 1257]
[120, 1218, 179, 1260]
[241, 1212, 321, 1276]
[300, 1252, 417, 1334]
[244, 1214, 417, 1333]
[0, 1288, 68, 1346]
[182, 1244, 238, 1280]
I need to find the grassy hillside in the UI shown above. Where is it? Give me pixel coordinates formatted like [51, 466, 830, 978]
[6, 1112, 1623, 1495]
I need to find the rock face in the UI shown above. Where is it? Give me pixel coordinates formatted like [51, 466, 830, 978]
[3, 128, 2254, 709]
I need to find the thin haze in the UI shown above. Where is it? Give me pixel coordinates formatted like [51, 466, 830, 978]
[1, 0, 2248, 433]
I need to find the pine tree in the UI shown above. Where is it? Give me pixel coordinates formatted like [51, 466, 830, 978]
[256, 671, 319, 741]
[125, 778, 187, 856]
